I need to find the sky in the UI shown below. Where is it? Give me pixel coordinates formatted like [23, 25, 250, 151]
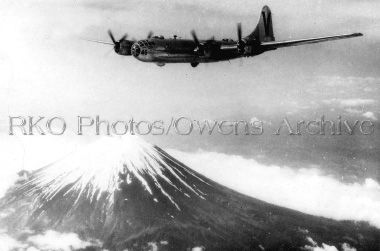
[0, 0, 380, 234]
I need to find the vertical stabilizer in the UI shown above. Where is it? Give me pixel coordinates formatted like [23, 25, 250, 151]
[248, 6, 275, 42]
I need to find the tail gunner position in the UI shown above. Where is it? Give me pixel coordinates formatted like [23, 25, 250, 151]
[87, 6, 363, 67]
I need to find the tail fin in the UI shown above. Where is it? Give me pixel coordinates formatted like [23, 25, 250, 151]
[248, 6, 275, 42]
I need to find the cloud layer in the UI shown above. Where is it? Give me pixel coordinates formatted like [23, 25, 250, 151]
[0, 230, 99, 251]
[169, 149, 380, 228]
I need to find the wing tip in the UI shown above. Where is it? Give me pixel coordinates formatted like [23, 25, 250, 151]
[353, 32, 363, 37]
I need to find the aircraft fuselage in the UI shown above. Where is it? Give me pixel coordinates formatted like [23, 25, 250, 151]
[129, 37, 265, 66]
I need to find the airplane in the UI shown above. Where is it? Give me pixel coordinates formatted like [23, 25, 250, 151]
[87, 5, 363, 67]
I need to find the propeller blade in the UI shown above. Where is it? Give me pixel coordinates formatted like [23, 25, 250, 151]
[237, 23, 242, 41]
[191, 30, 200, 45]
[119, 34, 128, 41]
[236, 23, 246, 54]
[108, 30, 116, 44]
[147, 31, 153, 39]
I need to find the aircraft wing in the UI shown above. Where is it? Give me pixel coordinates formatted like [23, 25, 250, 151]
[261, 33, 363, 49]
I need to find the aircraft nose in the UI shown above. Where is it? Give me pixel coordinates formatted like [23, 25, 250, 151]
[131, 43, 141, 57]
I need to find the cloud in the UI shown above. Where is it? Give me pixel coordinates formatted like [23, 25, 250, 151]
[27, 231, 94, 251]
[362, 111, 378, 121]
[340, 99, 376, 107]
[304, 242, 357, 251]
[305, 243, 338, 251]
[169, 149, 380, 229]
[341, 243, 357, 251]
[304, 237, 357, 251]
[344, 108, 362, 114]
[344, 108, 378, 121]
[192, 247, 206, 251]
[319, 76, 379, 87]
[0, 232, 26, 250]
[304, 237, 340, 251]
[0, 230, 100, 251]
[323, 98, 376, 107]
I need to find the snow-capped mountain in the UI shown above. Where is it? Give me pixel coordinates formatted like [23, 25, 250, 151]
[1, 136, 380, 251]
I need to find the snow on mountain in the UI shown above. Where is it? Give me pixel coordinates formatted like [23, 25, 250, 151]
[20, 136, 208, 212]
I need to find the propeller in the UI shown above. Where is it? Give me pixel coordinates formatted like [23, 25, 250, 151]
[191, 30, 203, 55]
[147, 31, 154, 39]
[84, 30, 135, 56]
[108, 30, 128, 53]
[237, 23, 245, 54]
[191, 30, 220, 57]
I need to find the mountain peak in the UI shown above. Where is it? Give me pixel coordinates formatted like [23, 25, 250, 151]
[20, 136, 208, 212]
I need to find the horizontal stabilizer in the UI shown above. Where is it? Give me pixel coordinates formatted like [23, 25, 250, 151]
[261, 33, 363, 49]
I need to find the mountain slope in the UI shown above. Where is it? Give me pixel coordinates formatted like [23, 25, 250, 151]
[1, 136, 379, 251]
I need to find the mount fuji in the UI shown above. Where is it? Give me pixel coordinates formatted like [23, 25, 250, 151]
[1, 136, 379, 251]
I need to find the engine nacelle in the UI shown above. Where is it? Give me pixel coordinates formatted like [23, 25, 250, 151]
[242, 39, 263, 57]
[115, 40, 134, 56]
[203, 41, 221, 59]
